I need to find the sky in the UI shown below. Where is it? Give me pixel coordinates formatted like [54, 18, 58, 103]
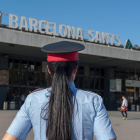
[0, 0, 140, 46]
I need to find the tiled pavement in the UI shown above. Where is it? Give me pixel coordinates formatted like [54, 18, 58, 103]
[0, 111, 140, 140]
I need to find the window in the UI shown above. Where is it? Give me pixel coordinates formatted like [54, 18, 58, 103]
[84, 66, 89, 77]
[79, 66, 84, 75]
[116, 70, 120, 78]
[84, 78, 88, 89]
[41, 72, 47, 88]
[28, 72, 34, 86]
[9, 59, 13, 70]
[101, 69, 104, 77]
[8, 58, 47, 109]
[95, 68, 100, 76]
[9, 59, 13, 85]
[76, 65, 105, 98]
[130, 72, 134, 80]
[20, 71, 27, 85]
[75, 76, 78, 87]
[21, 60, 27, 71]
[100, 78, 104, 90]
[90, 67, 94, 76]
[90, 77, 94, 89]
[95, 77, 100, 90]
[125, 71, 129, 79]
[35, 72, 41, 87]
[120, 71, 125, 79]
[13, 70, 20, 85]
[13, 59, 20, 69]
[28, 61, 34, 71]
[36, 62, 41, 71]
[79, 76, 83, 89]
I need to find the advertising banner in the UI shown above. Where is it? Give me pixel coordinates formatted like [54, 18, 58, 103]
[110, 79, 116, 92]
[116, 79, 122, 92]
[110, 79, 122, 92]
[0, 70, 9, 85]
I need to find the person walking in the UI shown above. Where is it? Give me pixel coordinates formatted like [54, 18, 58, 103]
[3, 41, 117, 140]
[121, 95, 128, 120]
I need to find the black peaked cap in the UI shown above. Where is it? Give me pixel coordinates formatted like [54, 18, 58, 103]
[41, 41, 85, 53]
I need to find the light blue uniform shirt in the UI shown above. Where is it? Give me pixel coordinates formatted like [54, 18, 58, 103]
[7, 81, 117, 140]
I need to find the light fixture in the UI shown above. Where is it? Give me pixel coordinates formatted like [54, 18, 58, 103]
[4, 54, 8, 58]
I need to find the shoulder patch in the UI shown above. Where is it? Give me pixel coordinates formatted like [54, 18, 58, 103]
[31, 88, 44, 93]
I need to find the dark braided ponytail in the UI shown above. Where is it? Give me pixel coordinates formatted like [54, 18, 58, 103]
[43, 61, 78, 140]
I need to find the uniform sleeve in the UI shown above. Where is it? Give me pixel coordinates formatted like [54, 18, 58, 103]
[93, 96, 117, 140]
[7, 94, 32, 140]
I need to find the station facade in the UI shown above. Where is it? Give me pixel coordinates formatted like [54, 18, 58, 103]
[0, 13, 140, 111]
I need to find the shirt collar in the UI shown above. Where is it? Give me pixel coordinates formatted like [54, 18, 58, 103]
[47, 81, 75, 91]
[69, 81, 75, 88]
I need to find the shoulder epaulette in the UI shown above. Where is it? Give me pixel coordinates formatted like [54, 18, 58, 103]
[31, 88, 44, 93]
[85, 91, 95, 95]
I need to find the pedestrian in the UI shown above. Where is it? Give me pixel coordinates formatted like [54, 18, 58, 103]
[121, 95, 128, 120]
[2, 41, 117, 140]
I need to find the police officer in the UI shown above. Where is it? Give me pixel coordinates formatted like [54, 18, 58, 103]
[3, 41, 117, 140]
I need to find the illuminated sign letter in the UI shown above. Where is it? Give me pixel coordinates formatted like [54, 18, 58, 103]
[19, 16, 28, 31]
[59, 24, 67, 37]
[46, 22, 53, 35]
[95, 31, 101, 43]
[102, 32, 109, 44]
[52, 22, 58, 36]
[109, 34, 115, 45]
[29, 18, 37, 32]
[0, 12, 2, 24]
[38, 20, 46, 34]
[76, 28, 83, 40]
[67, 26, 75, 39]
[115, 35, 120, 46]
[89, 30, 95, 42]
[9, 14, 18, 29]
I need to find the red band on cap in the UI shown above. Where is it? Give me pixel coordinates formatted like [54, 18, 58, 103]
[47, 52, 78, 62]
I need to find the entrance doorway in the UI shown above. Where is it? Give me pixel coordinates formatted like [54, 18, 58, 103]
[125, 92, 134, 111]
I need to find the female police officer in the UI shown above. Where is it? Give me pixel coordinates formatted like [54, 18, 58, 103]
[3, 41, 116, 140]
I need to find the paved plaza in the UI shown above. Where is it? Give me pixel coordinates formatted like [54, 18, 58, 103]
[0, 111, 140, 140]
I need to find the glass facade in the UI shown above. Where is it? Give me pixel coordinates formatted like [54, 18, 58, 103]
[115, 69, 140, 111]
[7, 58, 47, 109]
[75, 65, 105, 98]
[6, 58, 105, 110]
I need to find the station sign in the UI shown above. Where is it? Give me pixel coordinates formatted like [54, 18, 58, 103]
[0, 12, 121, 46]
[126, 88, 135, 92]
[124, 39, 133, 49]
[124, 39, 140, 50]
[125, 80, 140, 87]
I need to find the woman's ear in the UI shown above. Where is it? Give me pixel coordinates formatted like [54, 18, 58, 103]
[47, 65, 51, 74]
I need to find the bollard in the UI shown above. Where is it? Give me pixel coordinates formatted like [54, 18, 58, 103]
[136, 105, 140, 111]
[131, 104, 135, 111]
[10, 101, 15, 110]
[3, 101, 8, 110]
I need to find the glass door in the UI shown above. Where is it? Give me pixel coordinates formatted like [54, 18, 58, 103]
[125, 92, 134, 110]
[114, 92, 121, 111]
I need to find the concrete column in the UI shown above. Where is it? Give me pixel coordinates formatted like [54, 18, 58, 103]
[104, 67, 115, 110]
